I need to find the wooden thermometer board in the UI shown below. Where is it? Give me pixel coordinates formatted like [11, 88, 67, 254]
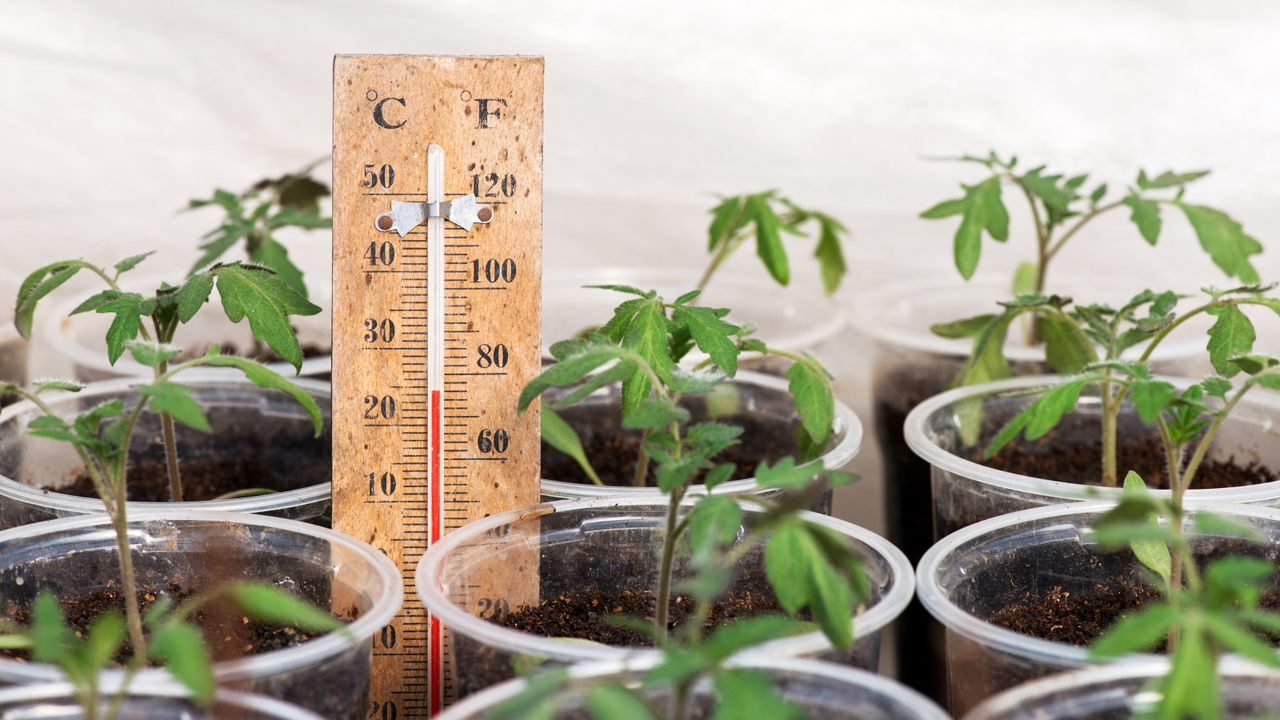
[332, 55, 543, 717]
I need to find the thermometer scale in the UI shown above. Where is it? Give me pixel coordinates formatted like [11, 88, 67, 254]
[332, 55, 543, 717]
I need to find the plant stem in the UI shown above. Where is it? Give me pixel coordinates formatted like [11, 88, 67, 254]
[654, 487, 684, 648]
[1099, 381, 1118, 487]
[111, 512, 147, 667]
[633, 429, 653, 488]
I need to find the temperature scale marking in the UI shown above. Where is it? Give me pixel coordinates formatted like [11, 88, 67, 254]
[333, 55, 543, 717]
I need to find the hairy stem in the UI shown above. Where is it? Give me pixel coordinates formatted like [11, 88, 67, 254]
[111, 511, 147, 668]
[654, 487, 685, 648]
[633, 429, 653, 488]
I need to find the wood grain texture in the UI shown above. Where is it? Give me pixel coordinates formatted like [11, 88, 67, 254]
[333, 55, 542, 717]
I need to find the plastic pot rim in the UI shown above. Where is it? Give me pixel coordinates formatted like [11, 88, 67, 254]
[544, 266, 848, 354]
[0, 509, 402, 683]
[847, 274, 1207, 363]
[416, 496, 914, 666]
[540, 370, 862, 500]
[916, 500, 1280, 669]
[962, 656, 1280, 720]
[0, 376, 333, 516]
[42, 283, 332, 379]
[439, 654, 949, 720]
[0, 681, 325, 719]
[903, 374, 1280, 504]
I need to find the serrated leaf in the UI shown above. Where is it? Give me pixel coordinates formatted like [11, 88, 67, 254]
[126, 342, 182, 369]
[1138, 169, 1210, 190]
[85, 611, 125, 669]
[1129, 378, 1177, 424]
[176, 273, 215, 323]
[252, 237, 308, 299]
[228, 583, 343, 633]
[71, 290, 121, 316]
[29, 592, 70, 665]
[1019, 167, 1073, 211]
[754, 457, 824, 490]
[210, 264, 321, 372]
[1024, 376, 1089, 439]
[764, 523, 812, 616]
[1202, 376, 1233, 398]
[15, 262, 85, 339]
[94, 292, 150, 365]
[1040, 312, 1096, 374]
[620, 299, 674, 413]
[950, 177, 1008, 279]
[686, 422, 743, 458]
[673, 305, 742, 376]
[114, 251, 155, 275]
[687, 495, 742, 553]
[622, 396, 689, 431]
[519, 348, 627, 411]
[1121, 472, 1171, 584]
[747, 194, 789, 286]
[703, 463, 735, 490]
[189, 354, 323, 436]
[1178, 203, 1263, 283]
[136, 381, 209, 432]
[708, 195, 749, 252]
[1123, 194, 1162, 245]
[786, 359, 834, 447]
[1206, 303, 1256, 376]
[150, 620, 214, 704]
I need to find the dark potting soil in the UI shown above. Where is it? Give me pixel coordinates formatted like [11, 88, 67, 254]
[54, 422, 331, 503]
[493, 588, 795, 646]
[0, 582, 344, 664]
[541, 403, 803, 488]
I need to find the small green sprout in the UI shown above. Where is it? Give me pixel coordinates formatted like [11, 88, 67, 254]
[1088, 473, 1280, 720]
[186, 162, 332, 299]
[923, 152, 1262, 341]
[702, 191, 849, 295]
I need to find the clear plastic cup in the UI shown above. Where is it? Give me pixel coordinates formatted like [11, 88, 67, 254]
[417, 497, 914, 699]
[849, 274, 1209, 698]
[916, 501, 1280, 716]
[0, 510, 402, 720]
[907, 374, 1280, 541]
[40, 274, 332, 381]
[540, 370, 862, 516]
[438, 655, 949, 720]
[543, 267, 847, 360]
[0, 682, 324, 719]
[0, 377, 333, 528]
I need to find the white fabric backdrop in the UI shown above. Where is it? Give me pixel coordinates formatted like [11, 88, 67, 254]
[3, 0, 1280, 531]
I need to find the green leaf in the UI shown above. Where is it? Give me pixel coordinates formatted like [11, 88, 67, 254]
[708, 195, 748, 252]
[268, 206, 331, 230]
[518, 347, 627, 411]
[136, 381, 210, 432]
[15, 262, 86, 338]
[764, 523, 811, 616]
[748, 194, 790, 285]
[252, 237, 308, 298]
[1159, 624, 1219, 720]
[126, 342, 182, 369]
[586, 284, 655, 299]
[1202, 376, 1233, 398]
[1194, 512, 1264, 543]
[686, 422, 743, 458]
[541, 408, 601, 485]
[85, 611, 126, 669]
[1123, 194, 1162, 245]
[930, 314, 995, 340]
[1206, 303, 1256, 376]
[754, 457, 824, 491]
[703, 463, 736, 490]
[114, 251, 155, 275]
[1039, 312, 1097, 374]
[1089, 604, 1176, 658]
[1138, 169, 1210, 190]
[1012, 262, 1038, 296]
[948, 177, 1008, 279]
[687, 496, 743, 553]
[1128, 378, 1178, 424]
[150, 620, 214, 704]
[1121, 472, 1172, 585]
[93, 292, 152, 365]
[227, 583, 343, 633]
[176, 273, 215, 323]
[622, 397, 689, 431]
[673, 305, 742, 376]
[29, 592, 70, 665]
[712, 668, 803, 720]
[1204, 615, 1280, 668]
[701, 616, 810, 662]
[586, 684, 654, 720]
[812, 214, 848, 295]
[189, 354, 323, 436]
[210, 264, 322, 372]
[71, 290, 121, 316]
[786, 358, 834, 447]
[1019, 167, 1073, 211]
[1178, 203, 1263, 283]
[1024, 376, 1089, 439]
[34, 380, 82, 393]
[763, 522, 854, 649]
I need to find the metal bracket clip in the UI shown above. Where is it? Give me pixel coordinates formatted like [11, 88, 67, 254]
[374, 194, 494, 236]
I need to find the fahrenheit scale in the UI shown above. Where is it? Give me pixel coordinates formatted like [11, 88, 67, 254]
[332, 55, 543, 717]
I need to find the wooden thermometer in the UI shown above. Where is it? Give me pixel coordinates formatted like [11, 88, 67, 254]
[332, 55, 543, 717]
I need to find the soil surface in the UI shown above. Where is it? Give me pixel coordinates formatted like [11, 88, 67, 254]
[0, 582, 340, 664]
[493, 588, 796, 646]
[54, 420, 331, 502]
